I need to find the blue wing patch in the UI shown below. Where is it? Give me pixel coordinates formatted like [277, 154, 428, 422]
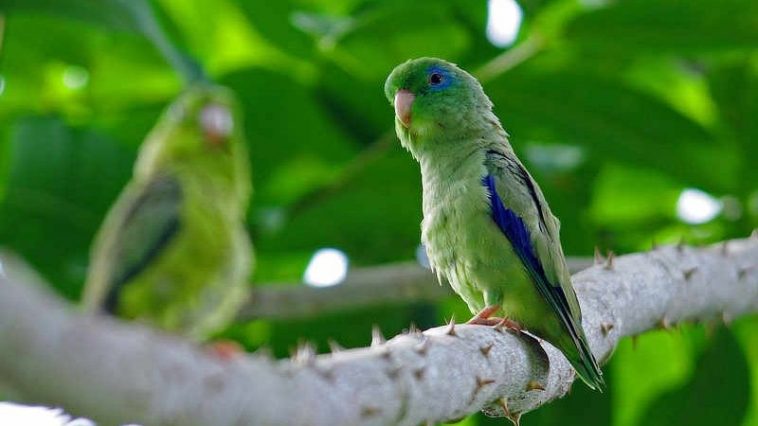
[482, 174, 546, 280]
[481, 174, 577, 332]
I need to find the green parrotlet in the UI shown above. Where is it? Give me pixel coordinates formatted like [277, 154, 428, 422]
[384, 58, 604, 390]
[83, 85, 253, 340]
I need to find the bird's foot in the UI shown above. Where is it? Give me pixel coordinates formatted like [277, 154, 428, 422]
[467, 316, 524, 331]
[206, 339, 245, 360]
[467, 305, 501, 325]
[468, 317, 503, 326]
[494, 317, 523, 333]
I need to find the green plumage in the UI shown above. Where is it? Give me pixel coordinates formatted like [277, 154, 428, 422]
[83, 85, 253, 340]
[385, 58, 604, 390]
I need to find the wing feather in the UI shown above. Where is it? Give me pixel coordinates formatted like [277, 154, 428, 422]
[86, 174, 183, 313]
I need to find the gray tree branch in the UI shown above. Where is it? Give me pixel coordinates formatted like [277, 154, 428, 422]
[0, 238, 756, 426]
[242, 257, 593, 321]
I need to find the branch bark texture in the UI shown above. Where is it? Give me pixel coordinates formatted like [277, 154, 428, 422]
[0, 238, 756, 426]
[242, 257, 593, 321]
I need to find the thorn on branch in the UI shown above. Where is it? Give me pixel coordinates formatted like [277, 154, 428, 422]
[360, 406, 380, 418]
[683, 267, 697, 281]
[292, 341, 316, 366]
[479, 343, 494, 358]
[676, 237, 686, 253]
[413, 368, 425, 381]
[600, 323, 614, 336]
[407, 322, 421, 336]
[594, 247, 603, 265]
[446, 317, 458, 337]
[498, 398, 521, 426]
[475, 376, 496, 390]
[658, 316, 671, 330]
[604, 251, 615, 270]
[253, 346, 273, 360]
[752, 229, 758, 239]
[371, 325, 386, 347]
[315, 365, 335, 382]
[414, 336, 431, 356]
[327, 339, 344, 354]
[651, 238, 658, 250]
[721, 241, 729, 256]
[385, 366, 401, 380]
[379, 347, 392, 361]
[470, 376, 496, 403]
[721, 311, 732, 326]
[526, 380, 545, 392]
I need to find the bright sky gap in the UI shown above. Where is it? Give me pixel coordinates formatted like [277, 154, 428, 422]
[676, 188, 722, 224]
[486, 0, 523, 47]
[303, 248, 349, 287]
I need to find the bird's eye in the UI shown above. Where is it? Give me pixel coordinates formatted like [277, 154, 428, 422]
[429, 72, 443, 86]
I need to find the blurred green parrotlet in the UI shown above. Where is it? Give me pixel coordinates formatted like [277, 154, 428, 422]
[83, 85, 253, 340]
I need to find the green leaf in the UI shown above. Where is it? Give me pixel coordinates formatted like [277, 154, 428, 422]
[485, 69, 739, 192]
[565, 0, 758, 53]
[0, 0, 145, 33]
[522, 374, 611, 425]
[707, 58, 758, 194]
[0, 117, 135, 299]
[640, 328, 750, 426]
[611, 329, 699, 426]
[733, 316, 758, 426]
[219, 67, 357, 210]
[323, 2, 471, 81]
[236, 0, 315, 58]
[2, 0, 206, 84]
[589, 164, 681, 227]
[258, 149, 423, 265]
[0, 13, 180, 117]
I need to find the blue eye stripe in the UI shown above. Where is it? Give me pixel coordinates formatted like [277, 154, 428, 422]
[426, 65, 453, 90]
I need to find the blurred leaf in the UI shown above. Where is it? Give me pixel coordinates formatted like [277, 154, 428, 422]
[589, 164, 681, 227]
[707, 58, 758, 194]
[0, 14, 180, 117]
[0, 117, 134, 299]
[611, 329, 698, 426]
[733, 316, 758, 426]
[324, 2, 471, 80]
[486, 69, 739, 192]
[219, 67, 356, 209]
[622, 57, 718, 128]
[259, 149, 422, 264]
[237, 0, 315, 58]
[640, 328, 750, 426]
[515, 378, 611, 426]
[314, 61, 390, 142]
[565, 0, 758, 53]
[0, 0, 145, 33]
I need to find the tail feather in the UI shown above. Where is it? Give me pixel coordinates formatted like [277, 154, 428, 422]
[559, 327, 605, 391]
[571, 335, 605, 391]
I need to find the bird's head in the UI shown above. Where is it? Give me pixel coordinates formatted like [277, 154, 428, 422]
[164, 85, 240, 151]
[384, 58, 492, 154]
[137, 85, 252, 206]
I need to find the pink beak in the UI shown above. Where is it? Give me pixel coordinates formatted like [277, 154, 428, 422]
[394, 89, 415, 128]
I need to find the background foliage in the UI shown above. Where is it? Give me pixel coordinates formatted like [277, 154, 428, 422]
[0, 0, 756, 425]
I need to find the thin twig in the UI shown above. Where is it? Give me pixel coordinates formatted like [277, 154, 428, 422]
[242, 257, 593, 320]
